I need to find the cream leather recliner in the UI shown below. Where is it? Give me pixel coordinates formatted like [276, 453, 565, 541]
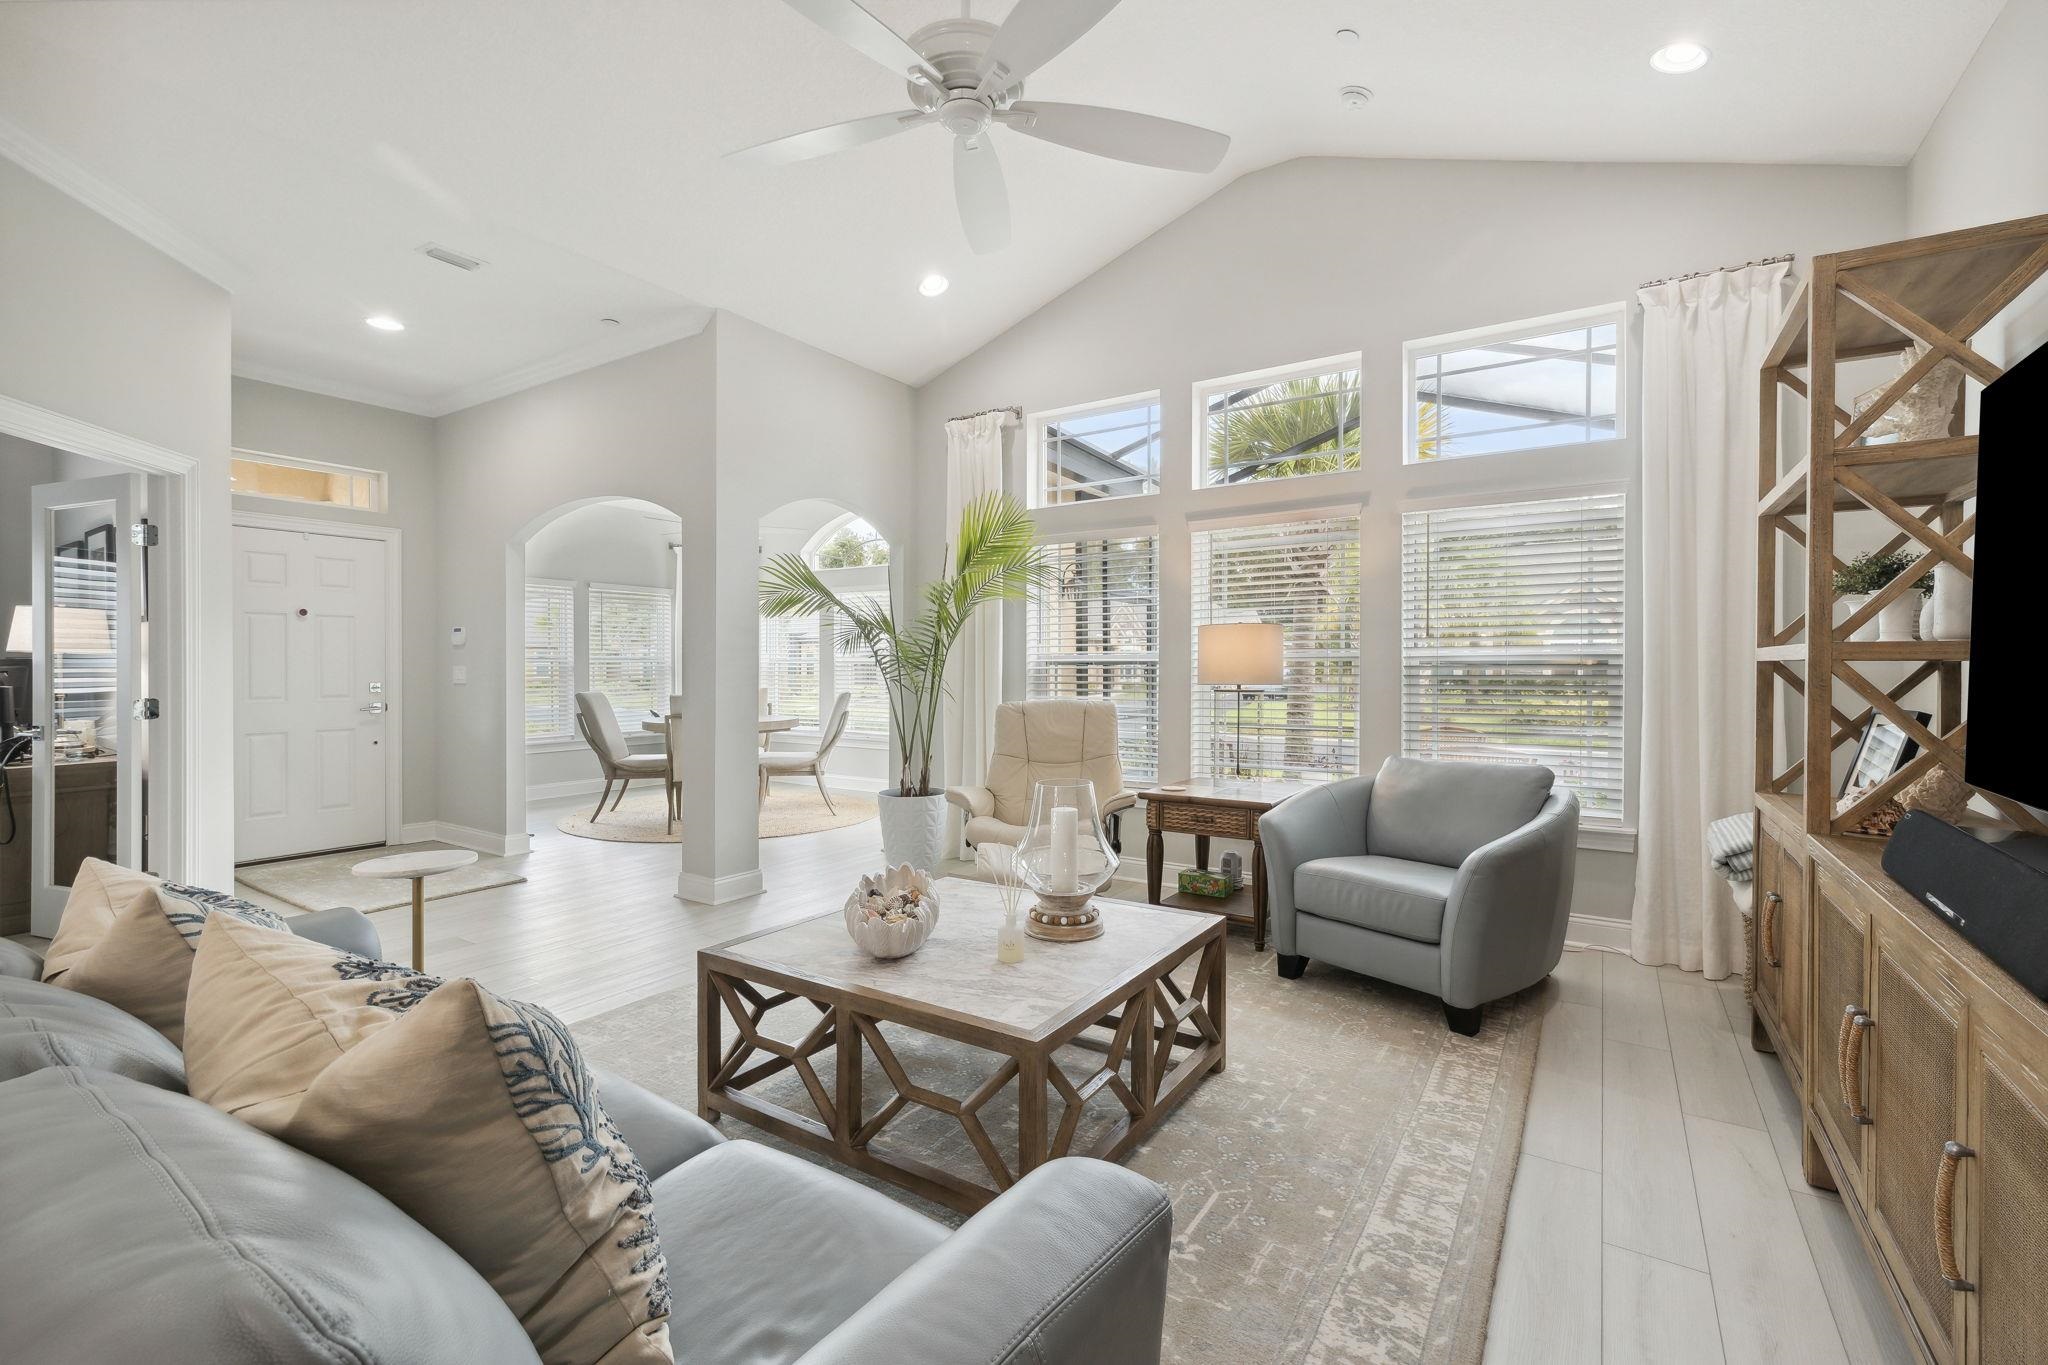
[945, 699, 1136, 851]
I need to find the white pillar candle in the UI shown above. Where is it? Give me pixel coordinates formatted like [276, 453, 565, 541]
[1051, 805, 1078, 893]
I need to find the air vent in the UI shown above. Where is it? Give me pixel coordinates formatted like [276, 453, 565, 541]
[418, 242, 486, 272]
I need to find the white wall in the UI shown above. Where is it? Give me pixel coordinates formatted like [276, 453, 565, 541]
[0, 154, 234, 883]
[1906, 0, 2048, 237]
[911, 156, 1909, 922]
[230, 377, 440, 828]
[0, 433, 62, 631]
[524, 498, 678, 794]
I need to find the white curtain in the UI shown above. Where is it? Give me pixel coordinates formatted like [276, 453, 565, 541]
[1632, 261, 1795, 978]
[939, 411, 1008, 846]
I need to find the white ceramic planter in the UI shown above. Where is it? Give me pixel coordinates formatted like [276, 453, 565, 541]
[1930, 564, 1971, 640]
[1840, 593, 1879, 642]
[1877, 593, 1921, 642]
[877, 790, 949, 872]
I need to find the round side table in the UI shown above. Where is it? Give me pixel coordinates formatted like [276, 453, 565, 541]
[349, 849, 478, 970]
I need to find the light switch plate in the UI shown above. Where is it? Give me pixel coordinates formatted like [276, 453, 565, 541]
[451, 665, 467, 685]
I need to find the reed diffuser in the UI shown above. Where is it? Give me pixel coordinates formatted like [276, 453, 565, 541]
[976, 843, 1028, 964]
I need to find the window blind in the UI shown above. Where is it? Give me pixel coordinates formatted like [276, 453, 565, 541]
[1026, 535, 1160, 783]
[587, 583, 672, 726]
[1400, 492, 1626, 825]
[834, 591, 891, 739]
[1190, 516, 1360, 782]
[52, 555, 118, 731]
[522, 580, 575, 741]
[761, 612, 819, 727]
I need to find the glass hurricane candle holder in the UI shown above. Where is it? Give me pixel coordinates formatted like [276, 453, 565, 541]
[1016, 778, 1119, 941]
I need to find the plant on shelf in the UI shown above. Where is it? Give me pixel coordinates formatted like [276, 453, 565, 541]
[760, 492, 1051, 868]
[1833, 550, 1934, 643]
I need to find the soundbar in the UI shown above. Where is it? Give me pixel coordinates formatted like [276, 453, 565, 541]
[1883, 811, 2048, 1002]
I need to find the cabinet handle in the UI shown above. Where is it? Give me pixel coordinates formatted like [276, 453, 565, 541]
[1762, 891, 1782, 968]
[1936, 1140, 1976, 1292]
[1836, 1006, 1873, 1125]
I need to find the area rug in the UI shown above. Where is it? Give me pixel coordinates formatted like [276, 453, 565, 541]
[554, 788, 877, 844]
[235, 841, 525, 913]
[575, 936, 1539, 1364]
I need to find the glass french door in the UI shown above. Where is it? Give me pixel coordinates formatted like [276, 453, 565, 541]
[28, 474, 145, 935]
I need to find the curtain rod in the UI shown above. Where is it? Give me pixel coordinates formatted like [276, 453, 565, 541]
[947, 404, 1022, 425]
[1638, 253, 1794, 290]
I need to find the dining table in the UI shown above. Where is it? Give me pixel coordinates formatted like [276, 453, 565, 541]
[640, 716, 796, 738]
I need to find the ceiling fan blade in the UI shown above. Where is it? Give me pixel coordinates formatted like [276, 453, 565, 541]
[952, 135, 1012, 255]
[727, 110, 932, 166]
[777, 0, 943, 86]
[973, 0, 1122, 96]
[996, 102, 1229, 172]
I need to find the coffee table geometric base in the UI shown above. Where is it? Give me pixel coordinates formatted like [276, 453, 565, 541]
[698, 911, 1225, 1215]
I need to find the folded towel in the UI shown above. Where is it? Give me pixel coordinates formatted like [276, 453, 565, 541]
[1708, 812, 1754, 883]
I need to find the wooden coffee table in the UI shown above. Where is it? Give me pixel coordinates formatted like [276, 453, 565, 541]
[1139, 779, 1317, 953]
[697, 878, 1225, 1214]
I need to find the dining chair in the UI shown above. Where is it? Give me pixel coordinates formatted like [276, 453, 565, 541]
[663, 712, 684, 833]
[759, 691, 852, 812]
[574, 692, 668, 822]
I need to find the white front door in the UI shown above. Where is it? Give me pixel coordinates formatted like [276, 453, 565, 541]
[233, 524, 389, 862]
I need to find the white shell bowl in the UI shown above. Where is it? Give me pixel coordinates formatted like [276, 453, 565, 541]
[842, 863, 940, 960]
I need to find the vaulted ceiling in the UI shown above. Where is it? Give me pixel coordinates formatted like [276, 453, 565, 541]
[0, 0, 2004, 411]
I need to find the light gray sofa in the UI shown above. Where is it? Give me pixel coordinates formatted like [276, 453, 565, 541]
[1260, 756, 1579, 1034]
[0, 910, 1171, 1364]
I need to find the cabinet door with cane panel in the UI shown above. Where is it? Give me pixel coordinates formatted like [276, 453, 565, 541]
[1753, 821, 1784, 1035]
[1961, 1005, 2048, 1365]
[1864, 914, 1969, 1365]
[1810, 867, 1873, 1201]
[1772, 837, 1807, 1088]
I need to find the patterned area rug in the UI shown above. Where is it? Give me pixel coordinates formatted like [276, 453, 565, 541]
[554, 788, 878, 844]
[576, 933, 1539, 1364]
[234, 841, 525, 913]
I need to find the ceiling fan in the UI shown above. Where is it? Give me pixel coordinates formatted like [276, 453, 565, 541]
[730, 0, 1231, 254]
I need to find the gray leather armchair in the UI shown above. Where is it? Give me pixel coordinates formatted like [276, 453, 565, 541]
[1260, 756, 1579, 1034]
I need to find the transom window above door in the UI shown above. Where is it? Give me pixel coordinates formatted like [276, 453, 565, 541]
[1198, 356, 1361, 488]
[1033, 394, 1162, 505]
[231, 449, 386, 511]
[1405, 306, 1625, 462]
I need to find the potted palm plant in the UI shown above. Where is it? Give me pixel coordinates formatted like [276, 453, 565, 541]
[759, 492, 1049, 870]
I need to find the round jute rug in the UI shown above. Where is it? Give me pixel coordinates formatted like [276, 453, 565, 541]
[555, 786, 877, 844]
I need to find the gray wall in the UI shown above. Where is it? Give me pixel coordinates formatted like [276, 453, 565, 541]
[0, 433, 62, 634]
[230, 377, 440, 828]
[911, 156, 1910, 922]
[1906, 0, 2048, 237]
[0, 154, 234, 883]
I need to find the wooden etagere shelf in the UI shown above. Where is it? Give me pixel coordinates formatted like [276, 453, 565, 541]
[1754, 212, 2048, 839]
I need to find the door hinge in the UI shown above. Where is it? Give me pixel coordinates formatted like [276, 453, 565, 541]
[130, 521, 160, 548]
[133, 698, 160, 720]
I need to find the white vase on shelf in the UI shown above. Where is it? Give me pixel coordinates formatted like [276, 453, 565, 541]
[1929, 564, 1972, 641]
[1877, 592, 1920, 642]
[1839, 592, 1879, 643]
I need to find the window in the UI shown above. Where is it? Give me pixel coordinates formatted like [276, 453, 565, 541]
[1406, 307, 1623, 462]
[1199, 356, 1360, 487]
[806, 515, 890, 568]
[1035, 395, 1162, 505]
[761, 612, 819, 728]
[51, 554, 117, 733]
[231, 450, 386, 511]
[587, 583, 672, 726]
[1400, 492, 1626, 825]
[833, 591, 893, 740]
[523, 580, 575, 741]
[1190, 515, 1360, 781]
[1027, 536, 1160, 782]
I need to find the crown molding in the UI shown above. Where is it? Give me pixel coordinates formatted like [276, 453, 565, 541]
[0, 113, 244, 293]
[426, 307, 714, 416]
[230, 361, 440, 418]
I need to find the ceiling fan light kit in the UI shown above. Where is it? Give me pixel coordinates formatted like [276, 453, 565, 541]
[734, 0, 1232, 254]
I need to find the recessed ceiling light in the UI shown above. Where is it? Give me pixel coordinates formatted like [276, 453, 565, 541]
[918, 273, 950, 297]
[364, 315, 405, 331]
[1334, 28, 1360, 43]
[1650, 42, 1710, 74]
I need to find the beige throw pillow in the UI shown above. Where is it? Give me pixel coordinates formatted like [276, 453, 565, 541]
[39, 857, 163, 982]
[184, 915, 672, 1365]
[48, 870, 289, 1045]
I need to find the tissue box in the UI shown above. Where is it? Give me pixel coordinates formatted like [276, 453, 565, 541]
[1177, 868, 1234, 900]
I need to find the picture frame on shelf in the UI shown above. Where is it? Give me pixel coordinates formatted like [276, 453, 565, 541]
[1840, 711, 1930, 797]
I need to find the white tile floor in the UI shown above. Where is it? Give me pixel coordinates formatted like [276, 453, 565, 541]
[1484, 948, 1917, 1365]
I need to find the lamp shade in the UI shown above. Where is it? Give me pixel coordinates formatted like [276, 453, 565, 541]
[4, 606, 27, 654]
[1197, 622, 1284, 686]
[4, 605, 112, 654]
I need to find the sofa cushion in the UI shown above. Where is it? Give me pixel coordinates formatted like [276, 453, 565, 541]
[1364, 756, 1553, 869]
[0, 975, 187, 1089]
[653, 1140, 944, 1364]
[0, 1066, 539, 1365]
[38, 855, 162, 982]
[1295, 855, 1457, 944]
[184, 914, 674, 1364]
[45, 865, 288, 1045]
[0, 935, 46, 980]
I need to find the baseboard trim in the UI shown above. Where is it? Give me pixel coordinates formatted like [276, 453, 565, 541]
[528, 777, 607, 801]
[399, 821, 439, 845]
[676, 869, 764, 906]
[765, 773, 890, 796]
[434, 822, 531, 859]
[1566, 912, 1631, 951]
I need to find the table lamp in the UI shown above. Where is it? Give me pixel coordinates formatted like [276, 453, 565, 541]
[1197, 622, 1284, 780]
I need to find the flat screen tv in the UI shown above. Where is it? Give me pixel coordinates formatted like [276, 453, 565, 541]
[1964, 337, 2048, 810]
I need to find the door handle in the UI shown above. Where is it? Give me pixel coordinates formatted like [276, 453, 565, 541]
[359, 702, 389, 714]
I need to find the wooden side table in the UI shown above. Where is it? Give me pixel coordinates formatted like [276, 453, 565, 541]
[1138, 780, 1314, 953]
[349, 848, 478, 970]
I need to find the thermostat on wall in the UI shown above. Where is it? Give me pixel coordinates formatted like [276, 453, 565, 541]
[450, 626, 466, 648]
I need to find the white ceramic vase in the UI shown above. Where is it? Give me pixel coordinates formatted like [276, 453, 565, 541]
[1929, 564, 1972, 641]
[1840, 593, 1879, 643]
[876, 790, 949, 872]
[1877, 592, 1921, 642]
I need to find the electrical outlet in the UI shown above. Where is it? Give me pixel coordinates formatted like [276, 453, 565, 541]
[451, 665, 467, 685]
